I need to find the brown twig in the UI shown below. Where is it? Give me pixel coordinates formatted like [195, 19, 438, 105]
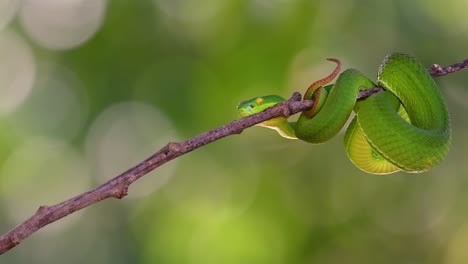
[0, 58, 466, 255]
[428, 59, 468, 77]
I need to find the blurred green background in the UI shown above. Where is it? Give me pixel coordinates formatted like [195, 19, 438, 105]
[1, 0, 468, 263]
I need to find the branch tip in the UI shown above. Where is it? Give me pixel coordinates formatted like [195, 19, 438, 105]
[428, 59, 468, 77]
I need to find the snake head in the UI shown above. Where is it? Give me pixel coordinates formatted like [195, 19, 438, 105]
[237, 95, 286, 117]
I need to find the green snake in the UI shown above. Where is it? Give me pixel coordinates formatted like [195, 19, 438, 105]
[237, 53, 450, 174]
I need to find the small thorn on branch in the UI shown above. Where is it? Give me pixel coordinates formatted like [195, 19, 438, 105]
[289, 92, 302, 101]
[36, 206, 50, 214]
[111, 185, 128, 199]
[167, 142, 182, 153]
[281, 92, 309, 117]
[9, 234, 20, 246]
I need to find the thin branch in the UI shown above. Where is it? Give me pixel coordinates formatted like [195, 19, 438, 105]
[428, 59, 468, 77]
[0, 58, 466, 255]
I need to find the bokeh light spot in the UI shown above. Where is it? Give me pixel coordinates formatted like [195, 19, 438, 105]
[0, 30, 36, 115]
[85, 101, 179, 198]
[0, 136, 91, 229]
[160, 152, 260, 222]
[19, 0, 107, 50]
[9, 62, 88, 140]
[0, 0, 20, 30]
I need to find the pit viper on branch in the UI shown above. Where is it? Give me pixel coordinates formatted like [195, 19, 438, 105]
[237, 53, 451, 174]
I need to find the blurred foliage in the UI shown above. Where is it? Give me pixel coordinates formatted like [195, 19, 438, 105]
[1, 0, 468, 263]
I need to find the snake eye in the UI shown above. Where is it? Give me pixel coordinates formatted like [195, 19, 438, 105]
[256, 97, 264, 105]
